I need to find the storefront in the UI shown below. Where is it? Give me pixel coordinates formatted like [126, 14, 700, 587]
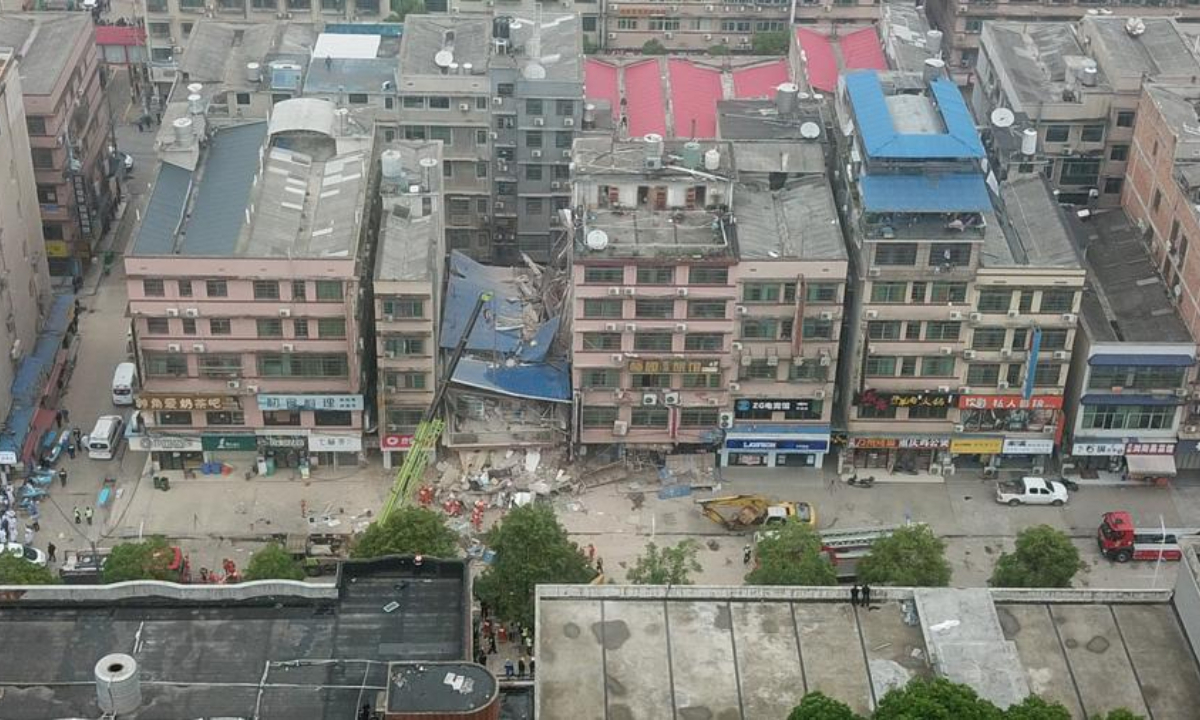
[200, 434, 259, 470]
[309, 432, 363, 468]
[719, 425, 830, 468]
[1124, 442, 1177, 482]
[256, 433, 308, 469]
[847, 436, 950, 474]
[1068, 439, 1125, 473]
[132, 435, 203, 470]
[381, 434, 414, 469]
[1067, 439, 1178, 480]
[998, 437, 1055, 472]
[958, 394, 1062, 434]
[949, 437, 1004, 469]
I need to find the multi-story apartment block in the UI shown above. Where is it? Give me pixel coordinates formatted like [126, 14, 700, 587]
[973, 18, 1200, 206]
[0, 14, 117, 277]
[398, 13, 582, 265]
[1061, 210, 1196, 479]
[836, 70, 1084, 476]
[926, 0, 1200, 85]
[374, 141, 445, 468]
[125, 99, 373, 472]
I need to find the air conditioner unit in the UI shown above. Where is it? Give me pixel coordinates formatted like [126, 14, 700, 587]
[706, 4, 715, 10]
[938, 385, 951, 393]
[458, 103, 471, 112]
[732, 341, 743, 351]
[183, 308, 200, 318]
[969, 312, 982, 322]
[227, 380, 241, 389]
[963, 349, 977, 359]
[607, 287, 622, 296]
[613, 420, 628, 436]
[493, 96, 504, 105]
[385, 350, 396, 358]
[622, 287, 636, 296]
[564, 118, 575, 127]
[959, 386, 972, 394]
[940, 346, 954, 355]
[820, 354, 832, 367]
[166, 308, 180, 317]
[550, 182, 562, 190]
[954, 424, 965, 433]
[191, 343, 206, 353]
[1188, 425, 1199, 434]
[728, 382, 741, 392]
[708, 397, 721, 406]
[604, 322, 619, 331]
[611, 353, 624, 364]
[813, 389, 826, 399]
[718, 411, 734, 428]
[1053, 351, 1068, 360]
[865, 309, 878, 319]
[624, 323, 638, 333]
[820, 311, 834, 321]
[704, 33, 713, 40]
[279, 308, 292, 318]
[663, 392, 681, 406]
[1062, 313, 1078, 324]
[736, 305, 748, 315]
[1000, 348, 1013, 358]
[868, 345, 878, 354]
[246, 384, 259, 393]
[642, 393, 658, 406]
[383, 314, 394, 322]
[998, 381, 1010, 389]
[949, 311, 963, 321]
[167, 343, 182, 353]
[533, 118, 545, 127]
[531, 149, 543, 159]
[676, 288, 689, 297]
[1176, 387, 1189, 398]
[740, 352, 752, 366]
[868, 267, 882, 277]
[1007, 309, 1020, 318]
[281, 343, 296, 353]
[665, 32, 673, 39]
[766, 355, 779, 366]
[674, 323, 688, 333]
[608, 32, 616, 39]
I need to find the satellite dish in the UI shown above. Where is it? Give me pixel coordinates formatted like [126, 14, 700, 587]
[434, 50, 454, 68]
[522, 62, 547, 80]
[585, 230, 610, 251]
[800, 122, 821, 140]
[991, 108, 1016, 128]
[419, 157, 438, 169]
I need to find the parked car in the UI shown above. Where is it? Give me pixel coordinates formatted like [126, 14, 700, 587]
[995, 476, 1069, 506]
[4, 543, 47, 566]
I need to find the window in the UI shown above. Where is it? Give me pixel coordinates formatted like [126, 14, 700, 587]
[403, 127, 427, 141]
[651, 18, 682, 31]
[582, 333, 621, 351]
[964, 18, 983, 32]
[904, 322, 921, 341]
[925, 321, 961, 341]
[178, 280, 193, 297]
[581, 406, 620, 427]
[1033, 363, 1063, 387]
[636, 299, 675, 319]
[264, 410, 302, 426]
[584, 267, 623, 284]
[616, 17, 638, 29]
[583, 299, 622, 318]
[680, 409, 719, 427]
[36, 184, 58, 203]
[253, 281, 279, 300]
[318, 318, 346, 338]
[920, 356, 955, 377]
[157, 411, 193, 426]
[1082, 404, 1175, 431]
[806, 283, 838, 303]
[42, 223, 64, 240]
[257, 318, 284, 337]
[382, 297, 424, 318]
[742, 283, 781, 302]
[143, 279, 165, 297]
[30, 148, 54, 169]
[1045, 125, 1069, 143]
[930, 282, 967, 304]
[210, 318, 231, 335]
[288, 280, 306, 301]
[1039, 290, 1075, 314]
[556, 99, 574, 116]
[525, 198, 544, 215]
[206, 410, 245, 426]
[475, 96, 487, 110]
[148, 21, 170, 37]
[206, 280, 228, 297]
[684, 333, 722, 351]
[1060, 159, 1101, 186]
[25, 116, 47, 136]
[257, 354, 349, 378]
[198, 354, 241, 378]
[977, 289, 1012, 313]
[719, 19, 750, 32]
[908, 405, 949, 420]
[858, 403, 897, 419]
[1080, 125, 1105, 143]
[631, 374, 671, 389]
[315, 411, 353, 426]
[1116, 111, 1135, 128]
[801, 318, 834, 340]
[1017, 291, 1035, 314]
[294, 319, 309, 338]
[144, 352, 188, 377]
[346, 93, 368, 105]
[870, 282, 907, 303]
[1087, 365, 1186, 391]
[630, 407, 669, 428]
[790, 363, 827, 382]
[526, 131, 543, 148]
[900, 358, 918, 377]
[1110, 144, 1129, 161]
[315, 281, 343, 301]
[742, 361, 777, 380]
[633, 333, 673, 351]
[146, 318, 170, 334]
[182, 319, 197, 335]
[929, 243, 971, 267]
[1104, 178, 1124, 195]
[966, 363, 1001, 385]
[865, 356, 896, 376]
[581, 369, 619, 388]
[526, 99, 543, 115]
[497, 83, 515, 98]
[682, 373, 722, 389]
[687, 300, 725, 319]
[972, 327, 1006, 350]
[689, 267, 728, 285]
[402, 96, 424, 109]
[475, 161, 488, 179]
[428, 97, 451, 110]
[384, 336, 425, 356]
[867, 321, 902, 341]
[741, 319, 779, 339]
[386, 371, 427, 390]
[525, 165, 543, 181]
[386, 408, 425, 430]
[875, 243, 917, 266]
[1040, 329, 1069, 350]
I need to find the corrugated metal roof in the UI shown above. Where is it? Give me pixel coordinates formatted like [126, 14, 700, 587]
[132, 163, 193, 255]
[732, 61, 789, 98]
[839, 28, 887, 72]
[585, 59, 619, 120]
[846, 71, 985, 159]
[625, 60, 667, 137]
[451, 357, 572, 402]
[860, 173, 991, 213]
[796, 28, 838, 92]
[182, 122, 268, 256]
[668, 58, 722, 139]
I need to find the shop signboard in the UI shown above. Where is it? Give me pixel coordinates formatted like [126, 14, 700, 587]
[257, 394, 364, 411]
[136, 394, 231, 411]
[257, 435, 307, 449]
[133, 435, 203, 452]
[734, 398, 814, 418]
[382, 434, 414, 451]
[309, 433, 364, 452]
[959, 395, 1064, 410]
[950, 437, 1004, 454]
[724, 438, 829, 452]
[627, 358, 720, 374]
[848, 437, 949, 450]
[1001, 438, 1055, 455]
[1125, 442, 1176, 455]
[855, 389, 957, 409]
[0, 451, 17, 465]
[1071, 441, 1125, 456]
[201, 434, 258, 452]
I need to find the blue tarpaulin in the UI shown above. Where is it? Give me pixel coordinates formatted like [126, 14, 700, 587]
[845, 71, 985, 160]
[861, 173, 992, 213]
[451, 357, 572, 403]
[0, 294, 74, 463]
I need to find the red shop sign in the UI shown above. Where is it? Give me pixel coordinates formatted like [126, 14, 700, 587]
[958, 395, 1064, 410]
[382, 435, 413, 451]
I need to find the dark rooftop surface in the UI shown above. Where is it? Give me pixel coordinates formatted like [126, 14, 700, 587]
[386, 662, 497, 713]
[0, 559, 468, 720]
[0, 13, 91, 95]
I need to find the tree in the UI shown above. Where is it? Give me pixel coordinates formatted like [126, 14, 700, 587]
[745, 519, 837, 586]
[103, 537, 183, 583]
[707, 45, 731, 56]
[857, 524, 952, 587]
[752, 30, 789, 56]
[1003, 695, 1071, 720]
[788, 691, 864, 720]
[244, 543, 305, 581]
[1091, 711, 1146, 720]
[641, 39, 668, 55]
[627, 540, 701, 585]
[874, 678, 1003, 720]
[990, 525, 1084, 588]
[0, 553, 59, 585]
[583, 36, 600, 54]
[474, 504, 595, 628]
[386, 0, 423, 22]
[352, 506, 459, 559]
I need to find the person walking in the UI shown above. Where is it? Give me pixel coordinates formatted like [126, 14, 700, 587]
[23, 524, 33, 545]
[529, 657, 535, 678]
[73, 507, 82, 524]
[850, 584, 860, 607]
[518, 657, 526, 677]
[487, 635, 497, 655]
[595, 557, 604, 574]
[72, 427, 82, 447]
[66, 443, 76, 460]
[861, 584, 872, 608]
[85, 507, 94, 525]
[58, 468, 67, 487]
[47, 542, 56, 563]
[55, 410, 63, 429]
[743, 544, 752, 565]
[503, 659, 514, 679]
[61, 408, 69, 424]
[586, 543, 595, 563]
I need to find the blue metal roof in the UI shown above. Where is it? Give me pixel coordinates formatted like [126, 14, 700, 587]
[440, 252, 559, 363]
[132, 162, 192, 255]
[861, 173, 992, 213]
[0, 294, 74, 460]
[451, 358, 572, 402]
[845, 71, 985, 160]
[181, 122, 267, 256]
[1079, 394, 1182, 406]
[1088, 353, 1195, 367]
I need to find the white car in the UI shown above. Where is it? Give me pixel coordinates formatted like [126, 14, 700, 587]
[4, 543, 47, 566]
[995, 476, 1070, 507]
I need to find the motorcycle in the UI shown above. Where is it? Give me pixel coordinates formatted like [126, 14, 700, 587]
[847, 474, 876, 489]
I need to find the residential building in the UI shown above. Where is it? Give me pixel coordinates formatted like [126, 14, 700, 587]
[374, 141, 445, 468]
[1061, 210, 1196, 480]
[398, 13, 583, 265]
[836, 70, 1084, 476]
[973, 18, 1200, 206]
[0, 14, 118, 277]
[428, 0, 601, 52]
[925, 0, 1200, 85]
[125, 98, 374, 471]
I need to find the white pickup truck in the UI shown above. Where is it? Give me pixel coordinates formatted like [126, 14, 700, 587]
[995, 476, 1070, 506]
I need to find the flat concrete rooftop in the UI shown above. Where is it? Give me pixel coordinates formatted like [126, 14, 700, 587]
[536, 586, 1200, 719]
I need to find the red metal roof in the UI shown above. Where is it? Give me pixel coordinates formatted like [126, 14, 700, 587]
[732, 60, 790, 99]
[668, 58, 722, 139]
[839, 27, 887, 73]
[795, 28, 838, 93]
[584, 59, 619, 120]
[624, 60, 667, 137]
[95, 26, 146, 46]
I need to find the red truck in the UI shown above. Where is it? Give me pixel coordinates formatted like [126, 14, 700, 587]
[1097, 511, 1200, 563]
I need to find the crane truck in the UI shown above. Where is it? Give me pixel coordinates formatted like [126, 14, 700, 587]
[1097, 511, 1200, 563]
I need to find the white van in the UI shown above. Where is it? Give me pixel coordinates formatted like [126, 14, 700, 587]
[87, 415, 125, 460]
[111, 362, 137, 406]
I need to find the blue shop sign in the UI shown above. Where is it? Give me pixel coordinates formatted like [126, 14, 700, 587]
[725, 438, 830, 452]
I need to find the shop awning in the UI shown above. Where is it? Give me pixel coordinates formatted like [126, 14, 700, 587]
[1125, 453, 1177, 477]
[1089, 353, 1194, 367]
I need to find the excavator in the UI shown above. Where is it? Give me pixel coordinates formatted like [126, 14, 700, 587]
[697, 495, 816, 532]
[378, 291, 492, 523]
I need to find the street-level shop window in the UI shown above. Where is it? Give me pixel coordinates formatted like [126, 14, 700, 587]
[157, 411, 193, 426]
[264, 410, 302, 426]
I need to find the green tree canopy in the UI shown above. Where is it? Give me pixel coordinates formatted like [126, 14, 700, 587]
[990, 525, 1084, 588]
[244, 543, 305, 581]
[745, 519, 837, 586]
[1091, 710, 1147, 720]
[874, 678, 1003, 720]
[1003, 695, 1071, 720]
[352, 506, 459, 559]
[641, 39, 668, 55]
[474, 504, 595, 628]
[103, 537, 183, 583]
[857, 524, 952, 587]
[627, 540, 701, 585]
[0, 552, 59, 585]
[752, 31, 789, 55]
[386, 0, 423, 22]
[788, 691, 864, 720]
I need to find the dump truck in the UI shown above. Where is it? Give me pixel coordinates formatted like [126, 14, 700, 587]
[698, 495, 815, 532]
[1097, 511, 1200, 563]
[285, 533, 349, 576]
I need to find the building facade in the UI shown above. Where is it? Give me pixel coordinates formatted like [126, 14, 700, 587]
[0, 14, 118, 277]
